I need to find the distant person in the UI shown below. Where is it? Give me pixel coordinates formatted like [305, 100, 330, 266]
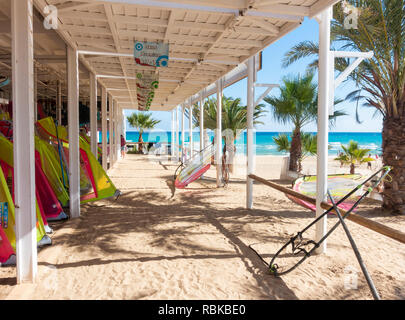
[120, 134, 126, 158]
[367, 153, 372, 170]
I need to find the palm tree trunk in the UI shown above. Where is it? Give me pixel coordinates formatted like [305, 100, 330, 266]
[138, 131, 144, 154]
[382, 117, 405, 214]
[289, 128, 301, 172]
[350, 163, 355, 174]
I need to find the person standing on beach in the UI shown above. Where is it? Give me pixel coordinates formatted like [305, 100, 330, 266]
[367, 153, 372, 170]
[121, 134, 126, 159]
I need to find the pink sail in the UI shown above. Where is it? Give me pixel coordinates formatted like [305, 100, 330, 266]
[0, 225, 15, 265]
[35, 150, 64, 220]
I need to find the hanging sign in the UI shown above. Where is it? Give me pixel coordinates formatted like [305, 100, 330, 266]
[136, 72, 159, 111]
[134, 41, 169, 67]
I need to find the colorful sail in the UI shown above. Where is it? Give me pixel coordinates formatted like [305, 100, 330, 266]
[0, 135, 51, 247]
[175, 144, 214, 189]
[37, 117, 120, 203]
[287, 174, 364, 212]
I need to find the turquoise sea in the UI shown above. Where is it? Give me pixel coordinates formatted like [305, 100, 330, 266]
[123, 131, 382, 156]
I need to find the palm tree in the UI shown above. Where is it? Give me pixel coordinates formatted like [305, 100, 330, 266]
[282, 1, 405, 213]
[335, 140, 374, 174]
[274, 132, 319, 171]
[264, 73, 345, 172]
[189, 96, 267, 173]
[126, 112, 161, 153]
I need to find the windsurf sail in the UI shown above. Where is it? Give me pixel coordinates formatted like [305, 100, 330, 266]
[0, 167, 15, 265]
[35, 136, 70, 208]
[0, 135, 51, 247]
[37, 117, 120, 203]
[174, 144, 214, 189]
[287, 174, 364, 212]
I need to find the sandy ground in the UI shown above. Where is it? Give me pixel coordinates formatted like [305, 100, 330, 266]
[1, 154, 404, 300]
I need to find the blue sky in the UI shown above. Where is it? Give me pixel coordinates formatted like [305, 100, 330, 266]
[124, 17, 383, 133]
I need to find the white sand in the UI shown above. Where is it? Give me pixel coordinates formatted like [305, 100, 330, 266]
[1, 154, 404, 300]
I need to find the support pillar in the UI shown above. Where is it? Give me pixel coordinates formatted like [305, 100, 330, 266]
[115, 104, 120, 161]
[175, 106, 179, 161]
[315, 7, 332, 254]
[67, 46, 80, 218]
[189, 102, 193, 158]
[56, 80, 62, 125]
[12, 0, 37, 283]
[199, 92, 204, 152]
[246, 56, 256, 209]
[181, 104, 185, 162]
[216, 79, 223, 187]
[89, 72, 97, 157]
[171, 109, 175, 157]
[108, 93, 113, 168]
[101, 86, 107, 170]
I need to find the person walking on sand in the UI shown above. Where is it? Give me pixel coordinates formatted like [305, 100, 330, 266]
[120, 134, 126, 159]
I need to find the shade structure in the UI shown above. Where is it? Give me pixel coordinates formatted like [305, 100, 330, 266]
[0, 0, 344, 283]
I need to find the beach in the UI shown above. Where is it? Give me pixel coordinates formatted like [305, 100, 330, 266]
[1, 154, 403, 300]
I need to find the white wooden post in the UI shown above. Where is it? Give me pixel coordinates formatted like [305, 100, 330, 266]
[101, 86, 107, 170]
[115, 104, 120, 160]
[175, 106, 179, 161]
[246, 56, 256, 209]
[67, 46, 80, 219]
[171, 109, 175, 157]
[199, 91, 204, 152]
[108, 93, 113, 168]
[189, 102, 193, 158]
[56, 80, 62, 125]
[12, 0, 37, 283]
[122, 108, 126, 156]
[34, 65, 37, 121]
[315, 6, 332, 253]
[181, 104, 185, 162]
[111, 99, 116, 166]
[216, 79, 223, 187]
[90, 72, 97, 157]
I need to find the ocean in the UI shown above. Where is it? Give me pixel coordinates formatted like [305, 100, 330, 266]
[123, 131, 382, 156]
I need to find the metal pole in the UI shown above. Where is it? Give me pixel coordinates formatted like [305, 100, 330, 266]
[216, 79, 223, 187]
[12, 0, 37, 283]
[101, 86, 107, 170]
[246, 55, 256, 209]
[315, 6, 332, 254]
[90, 72, 98, 157]
[67, 46, 80, 218]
